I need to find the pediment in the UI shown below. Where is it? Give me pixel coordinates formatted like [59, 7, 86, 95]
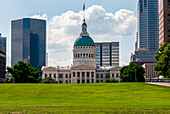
[42, 66, 57, 71]
[110, 66, 121, 71]
[71, 64, 96, 70]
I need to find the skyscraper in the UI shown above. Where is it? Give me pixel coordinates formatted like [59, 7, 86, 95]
[138, 0, 159, 51]
[0, 33, 6, 51]
[0, 48, 6, 82]
[95, 42, 119, 68]
[131, 0, 159, 63]
[159, 0, 170, 45]
[11, 18, 46, 70]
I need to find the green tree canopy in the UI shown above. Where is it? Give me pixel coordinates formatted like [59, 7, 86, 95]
[7, 61, 42, 83]
[154, 43, 170, 78]
[120, 62, 145, 82]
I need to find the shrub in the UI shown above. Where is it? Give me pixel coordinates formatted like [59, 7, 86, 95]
[42, 77, 57, 83]
[104, 78, 118, 83]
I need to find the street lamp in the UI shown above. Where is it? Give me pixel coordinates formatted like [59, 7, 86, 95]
[135, 69, 137, 82]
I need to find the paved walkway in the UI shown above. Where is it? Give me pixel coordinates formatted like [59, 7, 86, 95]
[146, 82, 170, 87]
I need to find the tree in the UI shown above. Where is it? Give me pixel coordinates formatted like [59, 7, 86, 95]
[154, 43, 170, 78]
[120, 62, 145, 82]
[42, 77, 57, 83]
[7, 61, 42, 83]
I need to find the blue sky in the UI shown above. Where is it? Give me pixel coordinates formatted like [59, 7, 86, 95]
[0, 0, 138, 66]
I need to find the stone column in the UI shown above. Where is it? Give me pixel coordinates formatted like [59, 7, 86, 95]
[80, 71, 82, 83]
[110, 72, 112, 79]
[75, 72, 77, 83]
[90, 72, 92, 83]
[85, 71, 87, 83]
[71, 72, 73, 83]
[94, 71, 96, 83]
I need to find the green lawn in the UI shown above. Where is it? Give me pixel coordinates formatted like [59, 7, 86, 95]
[0, 83, 169, 113]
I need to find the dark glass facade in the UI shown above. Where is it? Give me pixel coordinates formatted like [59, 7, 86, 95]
[11, 18, 46, 70]
[0, 33, 6, 51]
[138, 0, 159, 51]
[0, 48, 6, 82]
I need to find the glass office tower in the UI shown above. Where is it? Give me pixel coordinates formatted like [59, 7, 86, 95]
[138, 0, 159, 51]
[11, 18, 46, 70]
[0, 33, 6, 51]
[131, 0, 159, 63]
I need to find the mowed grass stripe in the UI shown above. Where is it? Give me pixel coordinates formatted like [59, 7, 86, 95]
[0, 83, 169, 113]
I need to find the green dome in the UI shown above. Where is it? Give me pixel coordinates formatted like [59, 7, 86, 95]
[74, 36, 95, 47]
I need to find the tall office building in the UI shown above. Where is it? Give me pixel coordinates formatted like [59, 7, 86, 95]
[0, 33, 6, 51]
[95, 42, 119, 68]
[159, 0, 170, 45]
[131, 0, 159, 63]
[0, 48, 6, 82]
[11, 18, 46, 70]
[138, 0, 159, 51]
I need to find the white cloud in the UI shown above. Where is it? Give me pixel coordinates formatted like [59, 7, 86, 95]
[31, 5, 137, 66]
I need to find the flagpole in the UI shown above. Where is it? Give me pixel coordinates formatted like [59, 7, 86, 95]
[83, 3, 85, 22]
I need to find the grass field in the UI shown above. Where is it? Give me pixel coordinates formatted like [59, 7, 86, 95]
[0, 83, 169, 113]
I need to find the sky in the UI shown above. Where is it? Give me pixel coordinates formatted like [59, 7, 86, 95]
[0, 0, 138, 67]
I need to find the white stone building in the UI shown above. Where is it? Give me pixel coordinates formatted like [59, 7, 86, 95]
[42, 19, 121, 83]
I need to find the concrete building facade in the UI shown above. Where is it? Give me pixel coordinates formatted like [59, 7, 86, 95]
[142, 63, 158, 79]
[95, 42, 119, 68]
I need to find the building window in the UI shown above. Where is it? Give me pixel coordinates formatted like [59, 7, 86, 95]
[66, 74, 68, 78]
[112, 73, 114, 78]
[91, 72, 94, 77]
[69, 74, 71, 78]
[97, 80, 99, 83]
[54, 74, 56, 79]
[66, 80, 68, 83]
[87, 72, 89, 77]
[59, 74, 63, 78]
[105, 73, 110, 78]
[45, 74, 47, 78]
[49, 74, 51, 78]
[73, 72, 75, 77]
[77, 72, 80, 77]
[101, 74, 103, 78]
[97, 74, 99, 78]
[116, 73, 119, 78]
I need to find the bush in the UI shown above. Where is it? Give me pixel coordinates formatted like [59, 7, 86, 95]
[104, 78, 118, 83]
[42, 77, 57, 83]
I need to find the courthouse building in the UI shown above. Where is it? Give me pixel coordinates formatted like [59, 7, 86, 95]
[42, 19, 121, 83]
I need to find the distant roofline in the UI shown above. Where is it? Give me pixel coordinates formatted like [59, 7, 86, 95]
[11, 18, 46, 22]
[94, 42, 119, 44]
